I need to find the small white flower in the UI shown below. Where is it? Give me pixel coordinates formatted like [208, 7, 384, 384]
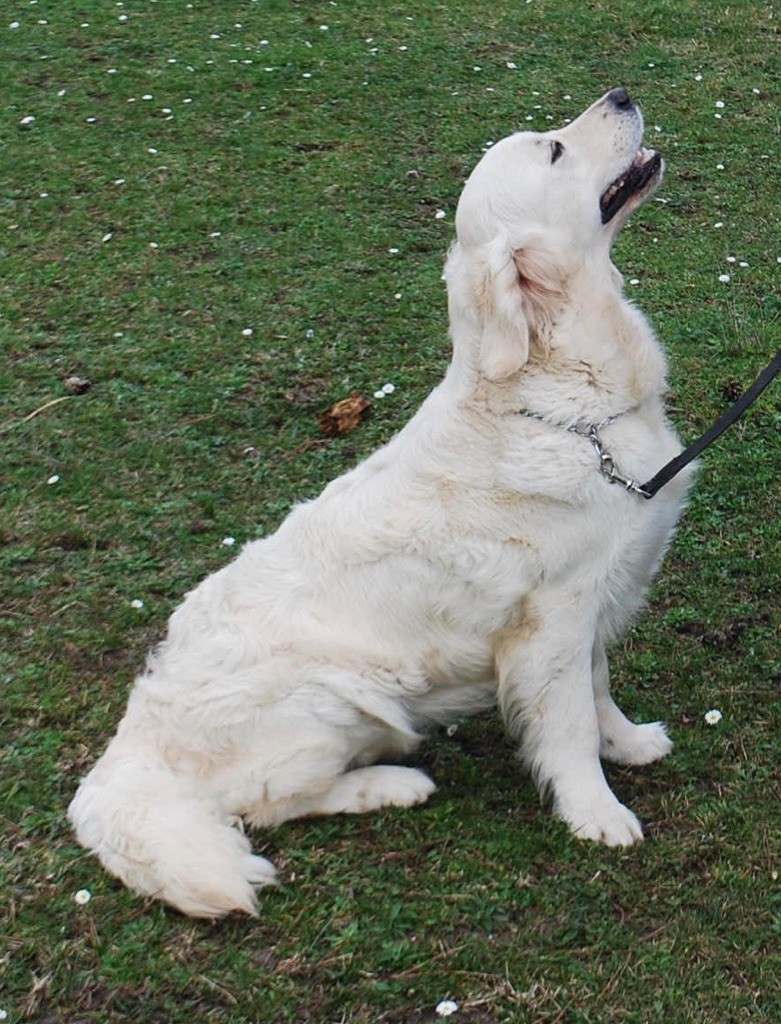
[221, 536, 236, 547]
[107, 68, 117, 74]
[183, 97, 193, 103]
[0, 1008, 8, 1020]
[20, 115, 36, 125]
[381, 383, 395, 394]
[210, 231, 221, 237]
[305, 328, 315, 339]
[74, 888, 92, 905]
[149, 242, 159, 249]
[715, 100, 725, 108]
[563, 94, 572, 100]
[242, 328, 253, 337]
[320, 24, 329, 30]
[399, 46, 408, 52]
[435, 209, 446, 220]
[629, 278, 640, 285]
[726, 256, 736, 263]
[714, 221, 723, 228]
[738, 261, 748, 268]
[47, 474, 60, 485]
[57, 88, 66, 96]
[102, 232, 113, 242]
[118, 13, 127, 21]
[716, 163, 724, 170]
[694, 73, 703, 81]
[302, 72, 312, 79]
[388, 247, 399, 254]
[506, 61, 517, 69]
[147, 147, 158, 154]
[10, 21, 20, 29]
[446, 723, 458, 736]
[373, 390, 385, 399]
[436, 1000, 459, 1017]
[715, 113, 722, 120]
[752, 87, 761, 95]
[130, 599, 144, 609]
[718, 274, 730, 283]
[142, 94, 152, 100]
[705, 709, 723, 726]
[394, 292, 402, 299]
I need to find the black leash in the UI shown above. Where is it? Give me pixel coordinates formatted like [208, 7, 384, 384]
[639, 349, 781, 499]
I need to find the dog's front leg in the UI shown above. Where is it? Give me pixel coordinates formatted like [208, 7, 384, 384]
[495, 594, 643, 846]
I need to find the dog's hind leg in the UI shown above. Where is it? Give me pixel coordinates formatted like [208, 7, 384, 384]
[294, 764, 436, 817]
[592, 642, 673, 766]
[246, 765, 435, 827]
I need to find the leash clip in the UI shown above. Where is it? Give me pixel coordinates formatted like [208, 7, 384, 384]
[588, 425, 649, 497]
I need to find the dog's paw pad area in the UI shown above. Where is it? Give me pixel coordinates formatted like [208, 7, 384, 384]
[326, 766, 436, 814]
[601, 721, 674, 766]
[562, 798, 644, 847]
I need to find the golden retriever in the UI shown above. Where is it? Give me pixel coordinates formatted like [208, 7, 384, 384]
[69, 88, 692, 918]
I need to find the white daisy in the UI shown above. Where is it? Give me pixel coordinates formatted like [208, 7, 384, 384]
[436, 1001, 459, 1017]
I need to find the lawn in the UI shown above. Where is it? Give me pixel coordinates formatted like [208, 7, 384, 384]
[1, 1, 779, 1022]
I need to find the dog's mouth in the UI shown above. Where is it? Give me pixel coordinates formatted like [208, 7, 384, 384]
[600, 148, 663, 224]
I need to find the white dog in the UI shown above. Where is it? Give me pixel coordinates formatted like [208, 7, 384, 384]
[69, 89, 693, 918]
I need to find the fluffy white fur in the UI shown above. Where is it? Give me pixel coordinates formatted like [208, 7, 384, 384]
[69, 91, 693, 918]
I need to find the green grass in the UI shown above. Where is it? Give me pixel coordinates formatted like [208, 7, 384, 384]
[1, 1, 779, 1021]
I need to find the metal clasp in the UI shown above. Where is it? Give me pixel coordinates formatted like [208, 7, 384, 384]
[587, 425, 648, 497]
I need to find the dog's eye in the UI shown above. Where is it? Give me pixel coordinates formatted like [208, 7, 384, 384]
[550, 140, 564, 164]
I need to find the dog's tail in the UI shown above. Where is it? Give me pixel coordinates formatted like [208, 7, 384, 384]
[68, 744, 276, 919]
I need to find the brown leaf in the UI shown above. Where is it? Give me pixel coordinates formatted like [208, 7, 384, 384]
[319, 392, 371, 436]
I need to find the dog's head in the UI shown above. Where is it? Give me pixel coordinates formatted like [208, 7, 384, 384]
[449, 88, 664, 380]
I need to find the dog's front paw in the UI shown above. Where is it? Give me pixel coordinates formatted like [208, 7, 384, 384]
[600, 721, 673, 766]
[558, 795, 644, 847]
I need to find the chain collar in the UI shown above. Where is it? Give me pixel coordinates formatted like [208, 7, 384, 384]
[516, 405, 650, 497]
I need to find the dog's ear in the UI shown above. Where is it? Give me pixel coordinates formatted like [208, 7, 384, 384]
[478, 237, 562, 381]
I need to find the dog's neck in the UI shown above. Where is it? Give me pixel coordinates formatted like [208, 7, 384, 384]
[447, 259, 669, 426]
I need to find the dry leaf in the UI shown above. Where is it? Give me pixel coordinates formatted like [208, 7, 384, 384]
[319, 392, 371, 436]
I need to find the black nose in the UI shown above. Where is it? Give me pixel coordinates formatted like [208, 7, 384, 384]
[607, 87, 634, 110]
